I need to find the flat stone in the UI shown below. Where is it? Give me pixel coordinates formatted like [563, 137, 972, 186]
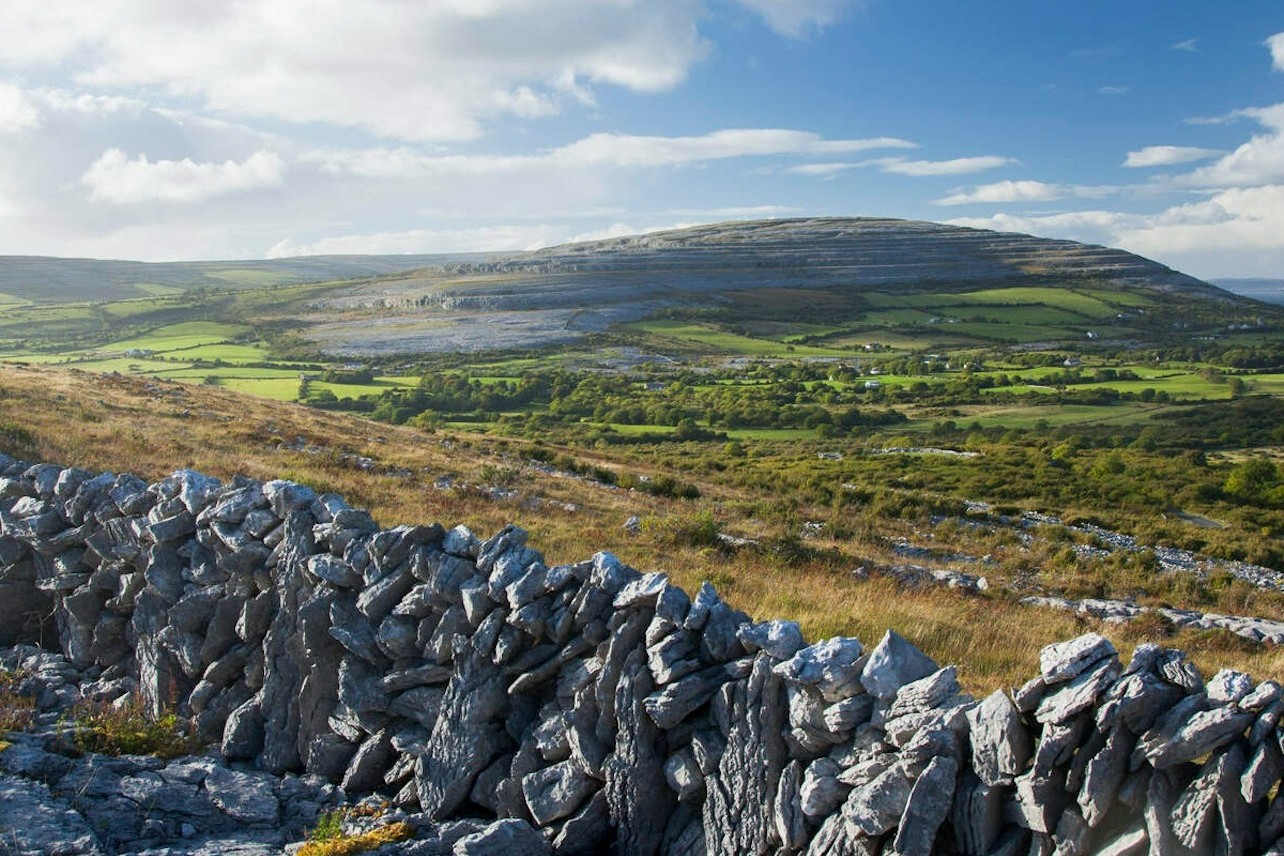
[1039, 633, 1115, 685]
[203, 766, 280, 826]
[453, 818, 551, 855]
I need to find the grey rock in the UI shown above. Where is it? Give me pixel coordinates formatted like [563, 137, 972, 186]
[1142, 705, 1254, 769]
[1243, 740, 1284, 804]
[1035, 656, 1120, 724]
[1078, 725, 1133, 827]
[416, 645, 511, 820]
[0, 773, 104, 855]
[736, 619, 806, 661]
[1039, 633, 1115, 685]
[775, 636, 866, 702]
[452, 819, 550, 856]
[203, 766, 279, 826]
[891, 753, 957, 856]
[967, 690, 1030, 787]
[643, 657, 754, 730]
[522, 759, 597, 826]
[1207, 668, 1254, 704]
[801, 757, 848, 818]
[703, 654, 788, 855]
[604, 647, 673, 856]
[860, 630, 938, 700]
[664, 750, 705, 802]
[843, 759, 915, 836]
[307, 555, 362, 589]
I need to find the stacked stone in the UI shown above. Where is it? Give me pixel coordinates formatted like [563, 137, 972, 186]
[2, 455, 1284, 855]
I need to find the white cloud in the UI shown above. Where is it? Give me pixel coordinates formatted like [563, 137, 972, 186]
[0, 0, 715, 142]
[1123, 145, 1222, 168]
[1171, 38, 1198, 53]
[308, 130, 917, 178]
[1269, 32, 1284, 71]
[785, 155, 1015, 178]
[266, 224, 582, 257]
[1177, 103, 1284, 188]
[0, 80, 40, 132]
[784, 162, 863, 177]
[1098, 86, 1129, 96]
[731, 0, 862, 38]
[880, 155, 1016, 176]
[82, 148, 286, 204]
[936, 180, 1117, 206]
[945, 185, 1284, 278]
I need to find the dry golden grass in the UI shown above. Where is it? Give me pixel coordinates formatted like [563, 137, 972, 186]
[1, 364, 1281, 692]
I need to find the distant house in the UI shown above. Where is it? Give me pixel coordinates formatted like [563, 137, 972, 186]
[1063, 357, 1082, 368]
[864, 380, 882, 389]
[124, 348, 154, 358]
[818, 452, 844, 461]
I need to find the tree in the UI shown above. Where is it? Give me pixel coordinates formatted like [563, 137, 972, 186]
[1224, 458, 1278, 502]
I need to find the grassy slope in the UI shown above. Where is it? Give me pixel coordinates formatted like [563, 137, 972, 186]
[1, 363, 1280, 690]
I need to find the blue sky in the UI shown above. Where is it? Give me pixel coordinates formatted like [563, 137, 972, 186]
[0, 1, 1282, 278]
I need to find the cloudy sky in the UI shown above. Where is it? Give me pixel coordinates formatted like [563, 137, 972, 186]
[0, 1, 1282, 278]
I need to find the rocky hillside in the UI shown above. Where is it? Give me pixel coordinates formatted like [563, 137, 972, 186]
[303, 218, 1249, 356]
[505, 218, 1214, 290]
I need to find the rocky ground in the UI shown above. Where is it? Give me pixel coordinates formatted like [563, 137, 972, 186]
[4, 457, 1284, 855]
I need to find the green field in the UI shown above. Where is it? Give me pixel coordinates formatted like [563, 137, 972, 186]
[104, 322, 252, 354]
[626, 320, 851, 357]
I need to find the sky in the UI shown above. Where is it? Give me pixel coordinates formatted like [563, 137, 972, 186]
[0, 1, 1282, 279]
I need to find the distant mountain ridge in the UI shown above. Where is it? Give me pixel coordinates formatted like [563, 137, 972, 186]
[0, 253, 497, 304]
[1215, 278, 1284, 306]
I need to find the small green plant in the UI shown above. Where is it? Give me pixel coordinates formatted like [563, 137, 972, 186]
[300, 804, 412, 856]
[309, 810, 346, 843]
[64, 695, 199, 759]
[0, 668, 36, 737]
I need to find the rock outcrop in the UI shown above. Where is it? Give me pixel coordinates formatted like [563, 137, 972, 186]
[2, 454, 1282, 854]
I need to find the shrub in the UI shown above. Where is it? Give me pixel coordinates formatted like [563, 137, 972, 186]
[62, 695, 199, 759]
[299, 803, 414, 856]
[0, 668, 36, 736]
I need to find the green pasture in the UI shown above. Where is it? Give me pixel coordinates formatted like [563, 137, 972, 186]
[947, 287, 1118, 318]
[626, 320, 850, 357]
[951, 401, 1174, 430]
[214, 377, 302, 400]
[154, 366, 300, 380]
[163, 343, 269, 363]
[132, 283, 185, 297]
[104, 321, 251, 353]
[313, 378, 419, 399]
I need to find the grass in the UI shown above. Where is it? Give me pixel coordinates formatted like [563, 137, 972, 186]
[626, 320, 850, 357]
[63, 694, 199, 759]
[104, 321, 252, 354]
[1, 363, 1280, 692]
[300, 804, 414, 856]
[0, 668, 36, 735]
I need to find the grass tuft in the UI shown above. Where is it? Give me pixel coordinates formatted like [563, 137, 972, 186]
[0, 668, 36, 735]
[63, 695, 199, 759]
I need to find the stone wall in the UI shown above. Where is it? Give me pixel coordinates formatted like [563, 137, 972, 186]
[1, 455, 1281, 855]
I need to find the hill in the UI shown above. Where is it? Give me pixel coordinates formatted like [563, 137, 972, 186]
[0, 252, 495, 304]
[298, 217, 1262, 356]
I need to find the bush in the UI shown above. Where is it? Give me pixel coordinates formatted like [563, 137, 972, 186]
[62, 695, 198, 759]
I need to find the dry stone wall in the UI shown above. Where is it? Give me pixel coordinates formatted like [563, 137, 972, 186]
[2, 455, 1283, 855]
